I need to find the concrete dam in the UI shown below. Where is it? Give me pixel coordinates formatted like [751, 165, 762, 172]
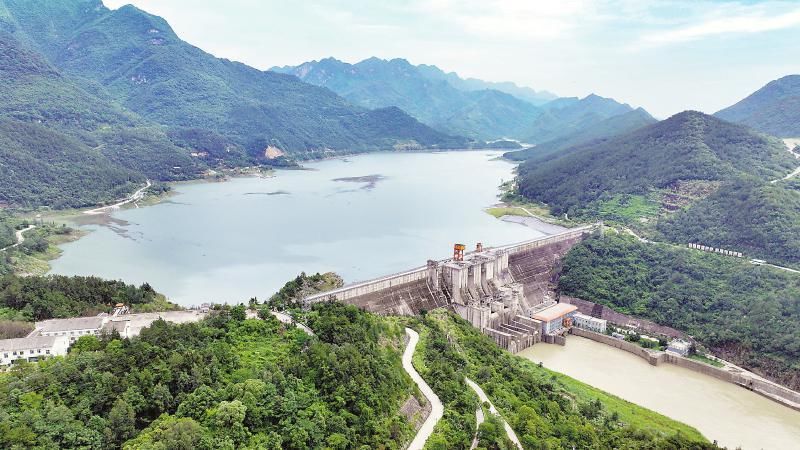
[303, 224, 600, 353]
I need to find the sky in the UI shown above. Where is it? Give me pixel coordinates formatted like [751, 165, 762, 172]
[103, 0, 800, 118]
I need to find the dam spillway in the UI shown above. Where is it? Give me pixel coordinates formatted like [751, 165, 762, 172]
[302, 224, 599, 352]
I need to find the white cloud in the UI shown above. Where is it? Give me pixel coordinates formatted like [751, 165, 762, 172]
[410, 0, 594, 40]
[640, 5, 800, 46]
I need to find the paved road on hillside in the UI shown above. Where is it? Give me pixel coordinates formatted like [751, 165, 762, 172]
[465, 377, 522, 449]
[0, 225, 36, 252]
[404, 328, 443, 450]
[85, 180, 151, 215]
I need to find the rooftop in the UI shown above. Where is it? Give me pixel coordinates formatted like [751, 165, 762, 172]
[37, 317, 105, 333]
[0, 336, 60, 352]
[532, 303, 578, 322]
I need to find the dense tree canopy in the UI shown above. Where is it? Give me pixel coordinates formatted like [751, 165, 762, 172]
[559, 233, 800, 390]
[0, 302, 417, 449]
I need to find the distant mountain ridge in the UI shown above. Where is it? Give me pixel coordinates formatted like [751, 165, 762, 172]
[272, 57, 543, 139]
[715, 75, 800, 138]
[1, 0, 463, 159]
[414, 63, 557, 105]
[505, 107, 656, 161]
[522, 94, 638, 144]
[0, 0, 470, 208]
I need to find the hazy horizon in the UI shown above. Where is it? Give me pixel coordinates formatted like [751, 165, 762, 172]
[105, 0, 800, 118]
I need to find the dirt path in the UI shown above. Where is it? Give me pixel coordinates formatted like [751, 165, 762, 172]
[771, 140, 800, 183]
[84, 180, 151, 215]
[465, 377, 522, 449]
[270, 310, 315, 335]
[404, 328, 443, 450]
[0, 225, 36, 252]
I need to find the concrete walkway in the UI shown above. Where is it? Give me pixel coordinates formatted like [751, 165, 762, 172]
[465, 377, 522, 449]
[0, 225, 35, 252]
[404, 328, 443, 450]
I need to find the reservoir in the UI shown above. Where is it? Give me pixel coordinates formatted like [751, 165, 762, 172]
[50, 151, 542, 305]
[520, 336, 800, 450]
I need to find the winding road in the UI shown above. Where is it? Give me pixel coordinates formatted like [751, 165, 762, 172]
[0, 224, 36, 252]
[403, 328, 443, 450]
[465, 377, 522, 449]
[85, 180, 151, 215]
[771, 140, 800, 184]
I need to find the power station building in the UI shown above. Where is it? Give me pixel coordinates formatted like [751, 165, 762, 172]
[531, 303, 578, 334]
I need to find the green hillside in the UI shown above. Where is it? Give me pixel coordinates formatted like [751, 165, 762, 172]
[272, 57, 542, 140]
[559, 233, 800, 391]
[658, 179, 800, 266]
[505, 107, 656, 161]
[715, 75, 800, 138]
[3, 0, 463, 156]
[0, 30, 201, 207]
[516, 111, 796, 217]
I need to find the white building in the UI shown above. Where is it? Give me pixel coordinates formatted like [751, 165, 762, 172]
[573, 313, 607, 334]
[667, 339, 691, 357]
[36, 317, 105, 343]
[0, 336, 69, 366]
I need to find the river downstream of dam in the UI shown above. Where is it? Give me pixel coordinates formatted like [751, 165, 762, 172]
[50, 151, 542, 305]
[520, 336, 800, 450]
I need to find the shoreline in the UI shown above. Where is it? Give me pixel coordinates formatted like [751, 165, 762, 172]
[30, 149, 520, 276]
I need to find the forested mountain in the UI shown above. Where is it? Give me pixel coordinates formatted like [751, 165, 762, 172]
[1, 0, 463, 161]
[522, 94, 639, 144]
[272, 57, 542, 139]
[505, 107, 656, 161]
[658, 179, 800, 266]
[715, 75, 800, 137]
[0, 31, 200, 207]
[517, 111, 796, 216]
[560, 234, 800, 390]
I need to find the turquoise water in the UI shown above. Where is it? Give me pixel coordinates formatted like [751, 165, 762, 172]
[50, 151, 543, 305]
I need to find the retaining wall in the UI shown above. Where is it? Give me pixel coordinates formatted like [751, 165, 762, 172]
[572, 328, 800, 411]
[571, 327, 660, 365]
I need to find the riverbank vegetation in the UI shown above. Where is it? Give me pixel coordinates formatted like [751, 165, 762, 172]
[0, 214, 84, 276]
[0, 302, 419, 449]
[412, 309, 712, 449]
[559, 233, 800, 390]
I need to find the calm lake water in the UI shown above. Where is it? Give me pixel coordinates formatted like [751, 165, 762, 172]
[520, 336, 800, 450]
[51, 151, 542, 305]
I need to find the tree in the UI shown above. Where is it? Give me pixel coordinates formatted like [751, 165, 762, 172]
[106, 399, 136, 447]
